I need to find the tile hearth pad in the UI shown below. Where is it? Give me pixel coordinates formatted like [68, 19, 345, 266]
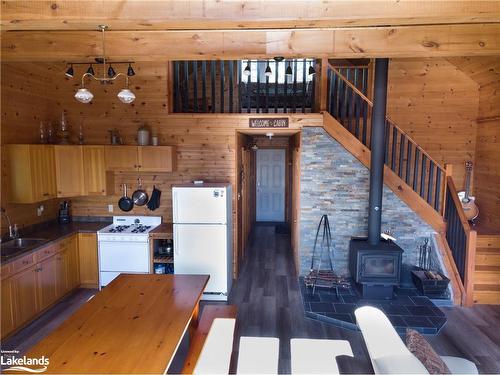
[299, 277, 447, 335]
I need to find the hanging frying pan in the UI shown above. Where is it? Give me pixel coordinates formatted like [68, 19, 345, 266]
[132, 178, 149, 206]
[118, 184, 134, 212]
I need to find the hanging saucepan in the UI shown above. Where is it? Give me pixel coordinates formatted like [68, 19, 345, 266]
[132, 178, 149, 206]
[118, 184, 134, 212]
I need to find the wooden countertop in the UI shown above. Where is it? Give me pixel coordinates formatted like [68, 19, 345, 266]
[26, 274, 209, 374]
[149, 222, 173, 239]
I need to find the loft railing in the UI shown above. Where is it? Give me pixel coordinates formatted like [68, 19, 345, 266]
[325, 64, 446, 214]
[172, 59, 316, 113]
[444, 176, 476, 306]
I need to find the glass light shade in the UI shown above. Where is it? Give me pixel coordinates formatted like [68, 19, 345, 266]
[74, 88, 93, 103]
[117, 88, 136, 104]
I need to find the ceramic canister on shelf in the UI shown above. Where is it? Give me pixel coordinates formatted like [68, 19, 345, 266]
[137, 125, 150, 146]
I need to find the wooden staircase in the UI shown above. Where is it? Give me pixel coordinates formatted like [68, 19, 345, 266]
[473, 235, 500, 304]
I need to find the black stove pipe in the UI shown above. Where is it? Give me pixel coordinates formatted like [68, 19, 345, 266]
[368, 58, 389, 246]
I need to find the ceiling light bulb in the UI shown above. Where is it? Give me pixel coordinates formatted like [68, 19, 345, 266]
[107, 65, 116, 78]
[243, 63, 251, 77]
[285, 65, 293, 77]
[127, 64, 135, 77]
[86, 64, 95, 75]
[265, 65, 272, 77]
[308, 65, 316, 75]
[65, 65, 74, 78]
[266, 132, 274, 139]
[117, 88, 136, 104]
[75, 88, 93, 103]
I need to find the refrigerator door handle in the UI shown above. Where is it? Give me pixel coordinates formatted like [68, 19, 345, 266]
[173, 191, 178, 223]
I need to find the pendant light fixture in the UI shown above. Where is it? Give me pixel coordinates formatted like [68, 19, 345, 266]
[65, 64, 74, 78]
[71, 25, 136, 104]
[285, 61, 293, 77]
[243, 61, 251, 77]
[308, 64, 316, 75]
[265, 62, 272, 78]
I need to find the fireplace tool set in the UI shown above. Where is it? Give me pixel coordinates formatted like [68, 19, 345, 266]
[304, 215, 351, 296]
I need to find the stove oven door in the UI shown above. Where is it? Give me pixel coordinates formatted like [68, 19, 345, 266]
[98, 239, 150, 288]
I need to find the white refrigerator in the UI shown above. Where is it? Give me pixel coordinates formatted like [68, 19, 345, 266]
[172, 183, 233, 301]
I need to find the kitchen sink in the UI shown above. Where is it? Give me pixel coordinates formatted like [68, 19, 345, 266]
[1, 238, 48, 258]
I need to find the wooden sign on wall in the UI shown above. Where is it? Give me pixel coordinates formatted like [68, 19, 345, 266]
[249, 118, 289, 128]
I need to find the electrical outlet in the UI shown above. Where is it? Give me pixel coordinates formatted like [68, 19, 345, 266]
[108, 204, 113, 213]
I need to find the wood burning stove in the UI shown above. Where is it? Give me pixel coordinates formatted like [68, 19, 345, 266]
[349, 238, 403, 299]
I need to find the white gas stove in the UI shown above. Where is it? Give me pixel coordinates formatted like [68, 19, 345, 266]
[97, 216, 161, 288]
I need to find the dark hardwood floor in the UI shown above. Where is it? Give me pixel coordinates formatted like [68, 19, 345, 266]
[3, 224, 500, 374]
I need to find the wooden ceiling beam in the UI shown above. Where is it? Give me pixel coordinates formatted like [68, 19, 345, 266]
[1, 0, 500, 31]
[2, 24, 500, 62]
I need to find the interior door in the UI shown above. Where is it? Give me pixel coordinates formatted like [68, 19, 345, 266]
[256, 149, 285, 222]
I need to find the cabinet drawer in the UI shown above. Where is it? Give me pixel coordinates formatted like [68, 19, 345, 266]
[10, 253, 36, 274]
[35, 243, 58, 262]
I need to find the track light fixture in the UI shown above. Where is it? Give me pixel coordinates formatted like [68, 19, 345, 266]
[243, 62, 251, 77]
[69, 25, 135, 104]
[127, 64, 135, 77]
[65, 64, 74, 78]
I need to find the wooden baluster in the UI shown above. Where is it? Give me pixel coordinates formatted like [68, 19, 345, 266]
[354, 69, 361, 139]
[310, 60, 316, 113]
[192, 61, 198, 112]
[335, 71, 341, 119]
[398, 133, 405, 178]
[413, 148, 420, 191]
[228, 60, 234, 113]
[211, 60, 216, 113]
[405, 142, 412, 185]
[384, 120, 390, 164]
[427, 162, 434, 205]
[420, 154, 427, 198]
[256, 61, 261, 113]
[220, 60, 225, 113]
[275, 60, 279, 113]
[174, 61, 180, 112]
[265, 62, 270, 113]
[202, 61, 207, 112]
[302, 58, 307, 113]
[391, 126, 397, 171]
[292, 60, 298, 113]
[183, 61, 189, 112]
[434, 167, 442, 211]
[346, 68, 352, 132]
[362, 100, 368, 146]
[236, 60, 241, 113]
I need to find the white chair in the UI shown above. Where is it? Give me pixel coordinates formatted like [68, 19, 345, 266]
[237, 336, 279, 374]
[291, 338, 353, 374]
[354, 306, 478, 374]
[193, 318, 236, 374]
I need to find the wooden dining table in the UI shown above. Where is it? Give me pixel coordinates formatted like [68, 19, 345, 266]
[25, 274, 209, 374]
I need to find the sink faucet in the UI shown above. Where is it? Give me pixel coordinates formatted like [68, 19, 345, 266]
[0, 207, 18, 240]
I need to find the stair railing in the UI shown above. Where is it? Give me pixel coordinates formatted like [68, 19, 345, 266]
[444, 176, 477, 306]
[325, 63, 446, 215]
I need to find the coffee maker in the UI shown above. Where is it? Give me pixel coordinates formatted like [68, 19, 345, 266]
[58, 201, 71, 224]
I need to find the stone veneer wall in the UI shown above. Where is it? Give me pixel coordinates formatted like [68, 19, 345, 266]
[299, 127, 437, 276]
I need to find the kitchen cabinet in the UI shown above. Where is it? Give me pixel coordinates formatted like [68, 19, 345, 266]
[54, 145, 85, 197]
[78, 233, 98, 288]
[83, 146, 107, 195]
[37, 255, 60, 311]
[105, 146, 176, 172]
[11, 265, 39, 328]
[59, 236, 80, 294]
[138, 146, 176, 172]
[1, 278, 15, 337]
[7, 144, 56, 203]
[105, 146, 139, 171]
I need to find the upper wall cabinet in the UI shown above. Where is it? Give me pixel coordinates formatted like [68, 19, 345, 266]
[7, 145, 57, 203]
[105, 146, 176, 172]
[54, 146, 85, 198]
[83, 146, 107, 196]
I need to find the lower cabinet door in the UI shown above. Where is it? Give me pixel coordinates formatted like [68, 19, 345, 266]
[37, 256, 59, 311]
[1, 278, 15, 338]
[11, 266, 38, 327]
